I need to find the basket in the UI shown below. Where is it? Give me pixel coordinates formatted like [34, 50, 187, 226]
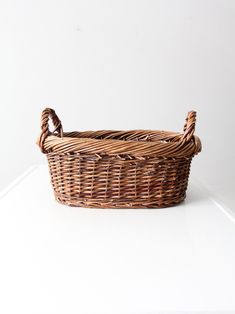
[38, 108, 201, 208]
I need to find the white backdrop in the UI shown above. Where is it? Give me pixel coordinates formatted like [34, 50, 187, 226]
[0, 0, 234, 207]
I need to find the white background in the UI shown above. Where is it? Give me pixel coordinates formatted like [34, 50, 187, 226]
[0, 0, 234, 208]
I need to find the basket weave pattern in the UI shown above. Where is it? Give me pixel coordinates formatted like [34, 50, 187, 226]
[38, 108, 201, 208]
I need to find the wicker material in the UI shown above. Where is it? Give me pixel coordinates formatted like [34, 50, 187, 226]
[38, 108, 201, 208]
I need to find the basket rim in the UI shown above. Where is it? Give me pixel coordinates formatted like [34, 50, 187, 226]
[43, 129, 201, 158]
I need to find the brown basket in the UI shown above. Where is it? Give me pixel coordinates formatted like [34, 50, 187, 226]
[38, 108, 201, 208]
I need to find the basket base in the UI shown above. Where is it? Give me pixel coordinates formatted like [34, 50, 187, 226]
[54, 194, 186, 209]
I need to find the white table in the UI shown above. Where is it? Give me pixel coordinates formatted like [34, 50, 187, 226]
[0, 165, 235, 314]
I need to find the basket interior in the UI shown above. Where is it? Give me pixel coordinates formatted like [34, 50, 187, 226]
[61, 130, 182, 144]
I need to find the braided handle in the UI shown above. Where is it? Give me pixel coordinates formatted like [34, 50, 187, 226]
[181, 111, 197, 142]
[38, 108, 63, 153]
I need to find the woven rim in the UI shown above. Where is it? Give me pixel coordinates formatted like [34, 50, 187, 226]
[37, 108, 201, 158]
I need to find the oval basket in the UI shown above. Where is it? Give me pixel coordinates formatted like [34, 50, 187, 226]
[38, 108, 201, 208]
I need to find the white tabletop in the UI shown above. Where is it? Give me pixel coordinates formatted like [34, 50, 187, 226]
[0, 165, 235, 314]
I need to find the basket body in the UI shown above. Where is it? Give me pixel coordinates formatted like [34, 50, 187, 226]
[38, 109, 201, 208]
[47, 153, 192, 208]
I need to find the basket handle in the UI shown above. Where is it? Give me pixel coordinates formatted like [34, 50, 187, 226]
[181, 111, 197, 142]
[38, 108, 63, 153]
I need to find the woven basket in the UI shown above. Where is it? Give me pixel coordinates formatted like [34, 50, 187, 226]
[38, 108, 201, 208]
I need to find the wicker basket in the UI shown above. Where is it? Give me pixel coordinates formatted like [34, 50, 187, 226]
[38, 108, 201, 208]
